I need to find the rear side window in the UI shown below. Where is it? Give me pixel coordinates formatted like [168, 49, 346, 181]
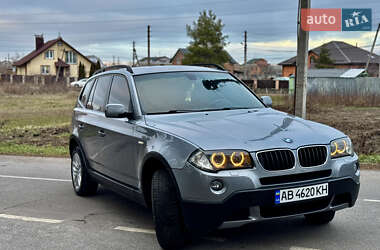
[86, 80, 97, 109]
[108, 75, 132, 111]
[79, 79, 94, 105]
[92, 75, 112, 112]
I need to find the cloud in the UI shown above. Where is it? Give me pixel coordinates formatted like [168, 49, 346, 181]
[0, 0, 379, 63]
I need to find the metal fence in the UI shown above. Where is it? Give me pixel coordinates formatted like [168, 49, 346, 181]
[307, 77, 380, 96]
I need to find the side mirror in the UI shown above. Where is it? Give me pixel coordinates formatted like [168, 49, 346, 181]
[261, 96, 272, 107]
[105, 104, 132, 119]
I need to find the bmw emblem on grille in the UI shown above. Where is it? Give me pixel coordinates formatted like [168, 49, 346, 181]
[282, 138, 293, 143]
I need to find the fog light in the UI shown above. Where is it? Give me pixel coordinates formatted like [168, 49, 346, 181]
[210, 180, 224, 191]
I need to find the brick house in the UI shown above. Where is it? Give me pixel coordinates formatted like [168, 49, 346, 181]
[170, 48, 239, 74]
[13, 35, 93, 78]
[139, 56, 170, 65]
[279, 41, 380, 77]
[247, 58, 268, 67]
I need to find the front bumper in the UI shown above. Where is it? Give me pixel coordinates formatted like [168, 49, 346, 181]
[181, 177, 359, 232]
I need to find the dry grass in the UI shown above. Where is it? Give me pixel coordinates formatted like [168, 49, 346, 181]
[0, 83, 79, 157]
[271, 93, 380, 114]
[0, 84, 379, 166]
[308, 92, 380, 108]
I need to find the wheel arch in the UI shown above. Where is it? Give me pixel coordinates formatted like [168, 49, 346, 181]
[69, 135, 88, 167]
[140, 152, 182, 209]
[69, 135, 81, 158]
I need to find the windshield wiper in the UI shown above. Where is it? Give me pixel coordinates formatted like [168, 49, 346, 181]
[146, 109, 197, 115]
[197, 107, 254, 112]
[146, 107, 256, 115]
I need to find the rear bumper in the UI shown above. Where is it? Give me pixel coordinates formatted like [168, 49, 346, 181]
[181, 177, 359, 232]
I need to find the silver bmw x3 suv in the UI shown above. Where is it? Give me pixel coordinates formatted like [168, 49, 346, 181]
[70, 65, 360, 249]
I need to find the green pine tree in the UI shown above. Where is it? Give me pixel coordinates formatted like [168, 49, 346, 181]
[95, 60, 101, 71]
[182, 10, 229, 65]
[89, 62, 96, 76]
[315, 47, 334, 68]
[78, 62, 86, 79]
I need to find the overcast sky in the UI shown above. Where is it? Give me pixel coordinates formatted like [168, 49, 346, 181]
[0, 0, 379, 64]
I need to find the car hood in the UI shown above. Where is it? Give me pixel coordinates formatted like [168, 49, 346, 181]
[144, 108, 346, 152]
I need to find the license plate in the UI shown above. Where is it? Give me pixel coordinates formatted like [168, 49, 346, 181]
[275, 183, 328, 204]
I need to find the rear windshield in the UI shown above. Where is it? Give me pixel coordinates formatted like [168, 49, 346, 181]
[134, 71, 264, 114]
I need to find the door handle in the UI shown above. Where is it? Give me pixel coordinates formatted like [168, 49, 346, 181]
[97, 130, 106, 137]
[78, 123, 85, 129]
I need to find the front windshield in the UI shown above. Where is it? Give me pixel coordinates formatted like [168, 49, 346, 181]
[134, 71, 265, 114]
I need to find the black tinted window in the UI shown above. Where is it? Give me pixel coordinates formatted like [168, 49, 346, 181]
[80, 79, 94, 105]
[108, 75, 131, 110]
[92, 75, 112, 112]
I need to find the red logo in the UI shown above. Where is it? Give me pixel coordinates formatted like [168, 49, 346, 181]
[301, 9, 341, 31]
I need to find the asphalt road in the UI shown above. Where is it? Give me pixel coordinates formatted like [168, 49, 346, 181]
[0, 155, 379, 250]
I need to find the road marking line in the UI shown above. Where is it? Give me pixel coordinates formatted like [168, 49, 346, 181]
[364, 199, 380, 203]
[0, 214, 63, 224]
[114, 226, 156, 234]
[0, 174, 71, 182]
[115, 226, 226, 242]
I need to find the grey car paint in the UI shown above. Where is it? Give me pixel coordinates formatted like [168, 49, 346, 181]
[144, 108, 346, 152]
[71, 65, 359, 227]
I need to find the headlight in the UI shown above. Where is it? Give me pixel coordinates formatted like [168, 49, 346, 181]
[330, 138, 353, 159]
[188, 150, 253, 172]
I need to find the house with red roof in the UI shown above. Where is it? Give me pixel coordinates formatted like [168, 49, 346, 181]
[279, 41, 380, 77]
[13, 35, 93, 79]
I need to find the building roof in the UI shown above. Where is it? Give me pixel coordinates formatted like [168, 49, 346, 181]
[170, 48, 238, 65]
[139, 56, 170, 63]
[86, 55, 104, 67]
[274, 76, 290, 81]
[339, 68, 366, 78]
[279, 41, 380, 65]
[307, 68, 365, 78]
[247, 58, 267, 64]
[13, 37, 92, 66]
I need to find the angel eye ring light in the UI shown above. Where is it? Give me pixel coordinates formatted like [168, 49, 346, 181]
[210, 152, 226, 168]
[230, 152, 245, 167]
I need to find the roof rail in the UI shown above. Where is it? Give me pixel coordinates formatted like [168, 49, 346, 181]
[94, 65, 133, 75]
[190, 64, 226, 71]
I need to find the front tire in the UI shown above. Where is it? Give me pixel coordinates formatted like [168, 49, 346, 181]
[305, 210, 335, 225]
[151, 169, 187, 249]
[71, 146, 98, 196]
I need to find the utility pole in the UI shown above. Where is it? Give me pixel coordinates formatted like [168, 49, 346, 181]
[294, 0, 310, 119]
[244, 31, 247, 65]
[117, 56, 120, 64]
[365, 23, 380, 75]
[147, 25, 151, 66]
[112, 56, 115, 65]
[243, 30, 248, 80]
[55, 48, 65, 82]
[132, 41, 140, 66]
[132, 41, 135, 66]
